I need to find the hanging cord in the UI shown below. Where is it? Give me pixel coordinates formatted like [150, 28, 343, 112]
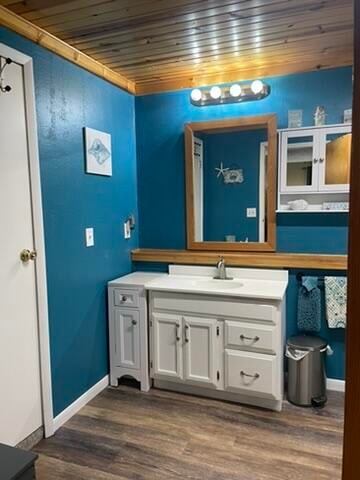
[0, 57, 13, 93]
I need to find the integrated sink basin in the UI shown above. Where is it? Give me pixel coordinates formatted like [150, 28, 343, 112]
[194, 278, 244, 289]
[145, 274, 245, 296]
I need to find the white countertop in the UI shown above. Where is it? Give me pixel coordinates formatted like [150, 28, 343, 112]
[109, 267, 288, 300]
[144, 265, 288, 301]
[145, 274, 287, 300]
[108, 271, 166, 287]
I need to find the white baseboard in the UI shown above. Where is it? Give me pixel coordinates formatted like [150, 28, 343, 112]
[327, 378, 345, 392]
[53, 375, 109, 432]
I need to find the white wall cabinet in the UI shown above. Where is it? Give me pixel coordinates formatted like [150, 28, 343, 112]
[278, 124, 351, 212]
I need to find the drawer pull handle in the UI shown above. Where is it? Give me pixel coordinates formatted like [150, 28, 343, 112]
[240, 334, 260, 343]
[185, 324, 189, 343]
[240, 371, 260, 380]
[176, 323, 181, 341]
[131, 319, 137, 326]
[121, 295, 128, 302]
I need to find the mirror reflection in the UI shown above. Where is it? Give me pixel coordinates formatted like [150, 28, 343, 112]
[193, 127, 268, 243]
[286, 136, 315, 187]
[324, 132, 351, 185]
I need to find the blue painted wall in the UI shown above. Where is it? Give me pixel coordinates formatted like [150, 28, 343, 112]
[0, 28, 138, 416]
[135, 67, 352, 380]
[201, 129, 267, 242]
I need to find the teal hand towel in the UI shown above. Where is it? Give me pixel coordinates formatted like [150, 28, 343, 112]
[324, 276, 347, 328]
[297, 276, 321, 332]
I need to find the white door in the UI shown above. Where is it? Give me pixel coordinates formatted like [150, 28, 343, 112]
[183, 316, 220, 388]
[193, 136, 203, 242]
[0, 58, 43, 445]
[152, 312, 183, 381]
[114, 309, 140, 369]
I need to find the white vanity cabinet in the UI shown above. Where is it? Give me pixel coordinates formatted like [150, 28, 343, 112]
[278, 124, 351, 212]
[147, 266, 288, 411]
[108, 272, 164, 391]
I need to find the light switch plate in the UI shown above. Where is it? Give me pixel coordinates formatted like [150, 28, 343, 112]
[247, 208, 257, 218]
[85, 227, 94, 247]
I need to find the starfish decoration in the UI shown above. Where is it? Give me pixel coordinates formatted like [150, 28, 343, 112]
[215, 162, 229, 178]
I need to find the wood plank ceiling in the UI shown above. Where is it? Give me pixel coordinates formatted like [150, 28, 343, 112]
[0, 0, 354, 94]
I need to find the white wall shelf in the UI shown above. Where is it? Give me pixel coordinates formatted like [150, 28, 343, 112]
[276, 209, 349, 213]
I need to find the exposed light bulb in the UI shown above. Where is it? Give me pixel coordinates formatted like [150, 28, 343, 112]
[251, 80, 264, 94]
[190, 88, 202, 102]
[229, 84, 242, 97]
[210, 86, 222, 99]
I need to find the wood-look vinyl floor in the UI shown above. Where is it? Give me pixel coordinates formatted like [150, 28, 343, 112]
[33, 385, 344, 480]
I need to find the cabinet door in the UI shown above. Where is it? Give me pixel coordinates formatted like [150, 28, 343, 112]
[318, 126, 351, 192]
[183, 316, 220, 388]
[153, 313, 183, 380]
[114, 309, 140, 369]
[280, 130, 319, 193]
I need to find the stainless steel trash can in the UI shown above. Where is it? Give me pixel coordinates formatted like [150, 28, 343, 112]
[286, 335, 328, 407]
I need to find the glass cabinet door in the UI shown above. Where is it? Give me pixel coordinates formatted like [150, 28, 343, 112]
[280, 131, 319, 192]
[318, 126, 351, 192]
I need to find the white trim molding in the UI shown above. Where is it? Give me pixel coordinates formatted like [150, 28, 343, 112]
[53, 376, 109, 432]
[327, 378, 345, 393]
[0, 43, 54, 437]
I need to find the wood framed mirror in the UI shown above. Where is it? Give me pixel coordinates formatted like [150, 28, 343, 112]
[185, 114, 277, 252]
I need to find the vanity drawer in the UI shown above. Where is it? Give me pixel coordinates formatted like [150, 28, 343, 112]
[225, 350, 278, 399]
[151, 292, 277, 324]
[113, 288, 140, 308]
[225, 321, 276, 354]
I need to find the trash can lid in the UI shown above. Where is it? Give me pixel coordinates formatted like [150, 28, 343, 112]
[287, 335, 327, 352]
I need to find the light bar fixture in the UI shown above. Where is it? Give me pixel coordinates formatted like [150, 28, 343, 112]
[190, 80, 270, 107]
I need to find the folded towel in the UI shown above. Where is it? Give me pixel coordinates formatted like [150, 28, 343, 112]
[297, 276, 321, 332]
[325, 277, 347, 328]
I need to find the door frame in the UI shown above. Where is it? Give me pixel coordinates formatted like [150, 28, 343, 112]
[258, 142, 267, 242]
[0, 43, 54, 438]
[342, 0, 360, 475]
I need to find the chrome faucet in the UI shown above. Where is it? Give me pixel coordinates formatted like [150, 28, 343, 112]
[214, 257, 233, 280]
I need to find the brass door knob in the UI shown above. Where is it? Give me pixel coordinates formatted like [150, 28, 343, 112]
[20, 249, 37, 263]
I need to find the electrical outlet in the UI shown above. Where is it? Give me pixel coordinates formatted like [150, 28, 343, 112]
[247, 208, 257, 218]
[85, 227, 94, 247]
[124, 221, 131, 239]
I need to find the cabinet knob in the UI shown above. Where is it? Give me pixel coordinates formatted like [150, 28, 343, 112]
[131, 319, 137, 325]
[313, 158, 318, 164]
[121, 295, 127, 302]
[319, 157, 325, 163]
